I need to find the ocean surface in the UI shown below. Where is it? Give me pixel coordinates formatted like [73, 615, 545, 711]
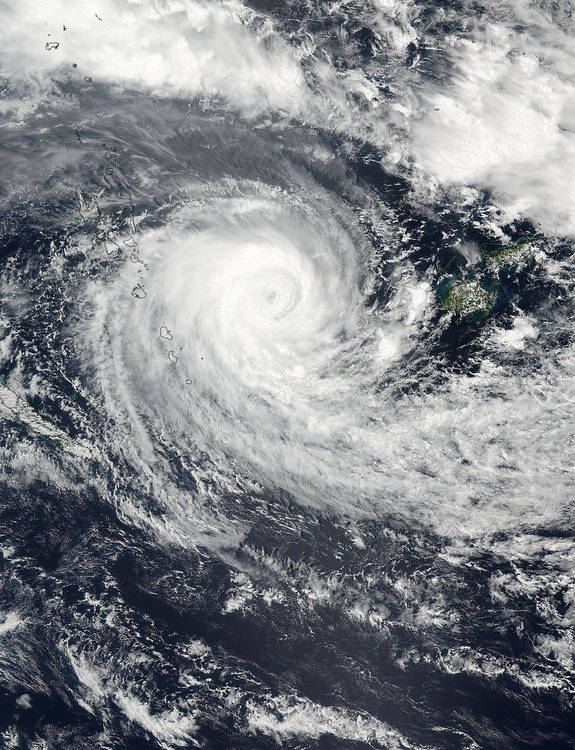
[1, 1, 575, 748]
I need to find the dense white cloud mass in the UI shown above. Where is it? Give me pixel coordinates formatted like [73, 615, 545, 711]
[410, 9, 575, 234]
[0, 0, 308, 117]
[3, 0, 574, 234]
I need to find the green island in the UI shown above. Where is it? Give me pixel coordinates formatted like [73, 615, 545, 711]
[484, 238, 536, 271]
[440, 238, 538, 319]
[443, 280, 495, 318]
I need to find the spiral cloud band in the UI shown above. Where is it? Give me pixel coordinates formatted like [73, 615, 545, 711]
[82, 168, 574, 544]
[2, 0, 575, 747]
